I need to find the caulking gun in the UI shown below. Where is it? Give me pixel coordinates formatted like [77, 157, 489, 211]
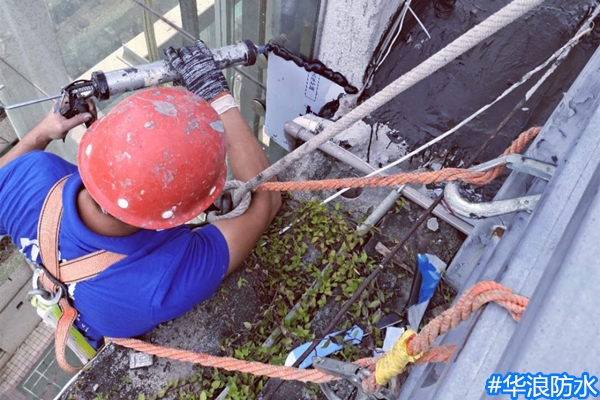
[0, 40, 263, 127]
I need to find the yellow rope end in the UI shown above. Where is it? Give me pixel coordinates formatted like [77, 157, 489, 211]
[375, 329, 423, 385]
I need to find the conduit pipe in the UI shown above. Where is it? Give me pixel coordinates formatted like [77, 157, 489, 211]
[284, 121, 473, 235]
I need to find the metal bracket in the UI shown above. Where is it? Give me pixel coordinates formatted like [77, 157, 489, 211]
[469, 154, 555, 180]
[444, 154, 556, 219]
[313, 357, 395, 400]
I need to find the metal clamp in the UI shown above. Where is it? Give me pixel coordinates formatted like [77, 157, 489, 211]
[444, 154, 556, 218]
[27, 268, 63, 307]
[313, 357, 395, 400]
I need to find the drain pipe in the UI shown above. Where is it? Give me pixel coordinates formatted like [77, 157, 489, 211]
[284, 120, 473, 235]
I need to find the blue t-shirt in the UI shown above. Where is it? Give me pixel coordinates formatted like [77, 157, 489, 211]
[0, 151, 229, 346]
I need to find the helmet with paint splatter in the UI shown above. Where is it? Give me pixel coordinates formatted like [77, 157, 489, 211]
[78, 87, 227, 229]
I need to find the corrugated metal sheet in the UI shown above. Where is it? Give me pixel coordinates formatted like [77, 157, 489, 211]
[399, 44, 600, 400]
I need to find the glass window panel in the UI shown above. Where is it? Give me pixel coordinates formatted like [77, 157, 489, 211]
[3, 0, 325, 163]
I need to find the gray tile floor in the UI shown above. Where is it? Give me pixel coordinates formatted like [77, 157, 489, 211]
[17, 342, 77, 400]
[0, 323, 56, 400]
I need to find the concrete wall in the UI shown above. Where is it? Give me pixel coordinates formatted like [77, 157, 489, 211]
[316, 0, 405, 89]
[0, 251, 39, 370]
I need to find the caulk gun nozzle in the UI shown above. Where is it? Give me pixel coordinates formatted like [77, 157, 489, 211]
[256, 45, 268, 55]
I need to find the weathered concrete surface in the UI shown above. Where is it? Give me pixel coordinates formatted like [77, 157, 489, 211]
[0, 117, 16, 153]
[317, 0, 406, 88]
[0, 249, 39, 367]
[58, 266, 267, 399]
[58, 149, 465, 399]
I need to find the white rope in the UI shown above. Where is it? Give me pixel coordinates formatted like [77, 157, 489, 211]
[207, 180, 252, 222]
[234, 0, 546, 204]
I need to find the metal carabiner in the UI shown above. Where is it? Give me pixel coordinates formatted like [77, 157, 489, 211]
[444, 154, 557, 218]
[28, 268, 63, 307]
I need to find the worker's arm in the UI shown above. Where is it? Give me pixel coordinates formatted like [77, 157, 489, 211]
[0, 107, 91, 169]
[211, 108, 281, 273]
[165, 41, 281, 274]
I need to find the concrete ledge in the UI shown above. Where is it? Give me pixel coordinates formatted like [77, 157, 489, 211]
[0, 251, 32, 311]
[0, 282, 40, 355]
[0, 118, 17, 153]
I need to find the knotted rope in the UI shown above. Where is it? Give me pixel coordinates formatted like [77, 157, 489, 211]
[361, 281, 529, 393]
[206, 180, 252, 222]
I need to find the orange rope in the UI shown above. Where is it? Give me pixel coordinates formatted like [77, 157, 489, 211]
[256, 127, 540, 192]
[110, 282, 528, 388]
[110, 337, 333, 383]
[409, 281, 528, 358]
[109, 337, 377, 383]
[415, 344, 457, 364]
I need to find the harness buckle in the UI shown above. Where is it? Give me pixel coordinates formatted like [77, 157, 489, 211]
[28, 267, 65, 307]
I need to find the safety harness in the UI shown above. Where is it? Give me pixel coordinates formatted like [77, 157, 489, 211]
[31, 175, 126, 372]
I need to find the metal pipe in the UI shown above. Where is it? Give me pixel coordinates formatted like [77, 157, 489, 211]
[356, 189, 403, 235]
[443, 154, 554, 218]
[444, 182, 541, 218]
[284, 121, 473, 235]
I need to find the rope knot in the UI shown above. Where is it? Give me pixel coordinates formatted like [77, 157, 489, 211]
[206, 180, 252, 222]
[374, 329, 422, 386]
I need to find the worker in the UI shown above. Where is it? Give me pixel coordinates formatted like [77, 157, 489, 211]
[0, 40, 281, 350]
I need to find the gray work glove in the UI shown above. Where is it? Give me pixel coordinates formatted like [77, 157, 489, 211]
[164, 40, 230, 103]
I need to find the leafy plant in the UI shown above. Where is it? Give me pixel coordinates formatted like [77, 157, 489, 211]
[142, 198, 393, 399]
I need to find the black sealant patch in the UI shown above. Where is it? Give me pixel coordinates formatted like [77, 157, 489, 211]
[366, 0, 599, 164]
[364, 0, 599, 200]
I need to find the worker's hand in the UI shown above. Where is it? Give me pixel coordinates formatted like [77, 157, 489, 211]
[32, 101, 93, 142]
[164, 40, 230, 103]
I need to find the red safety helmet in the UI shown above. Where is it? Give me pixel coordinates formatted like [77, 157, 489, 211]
[78, 87, 227, 230]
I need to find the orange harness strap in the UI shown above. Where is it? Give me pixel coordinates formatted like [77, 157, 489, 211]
[37, 176, 126, 372]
